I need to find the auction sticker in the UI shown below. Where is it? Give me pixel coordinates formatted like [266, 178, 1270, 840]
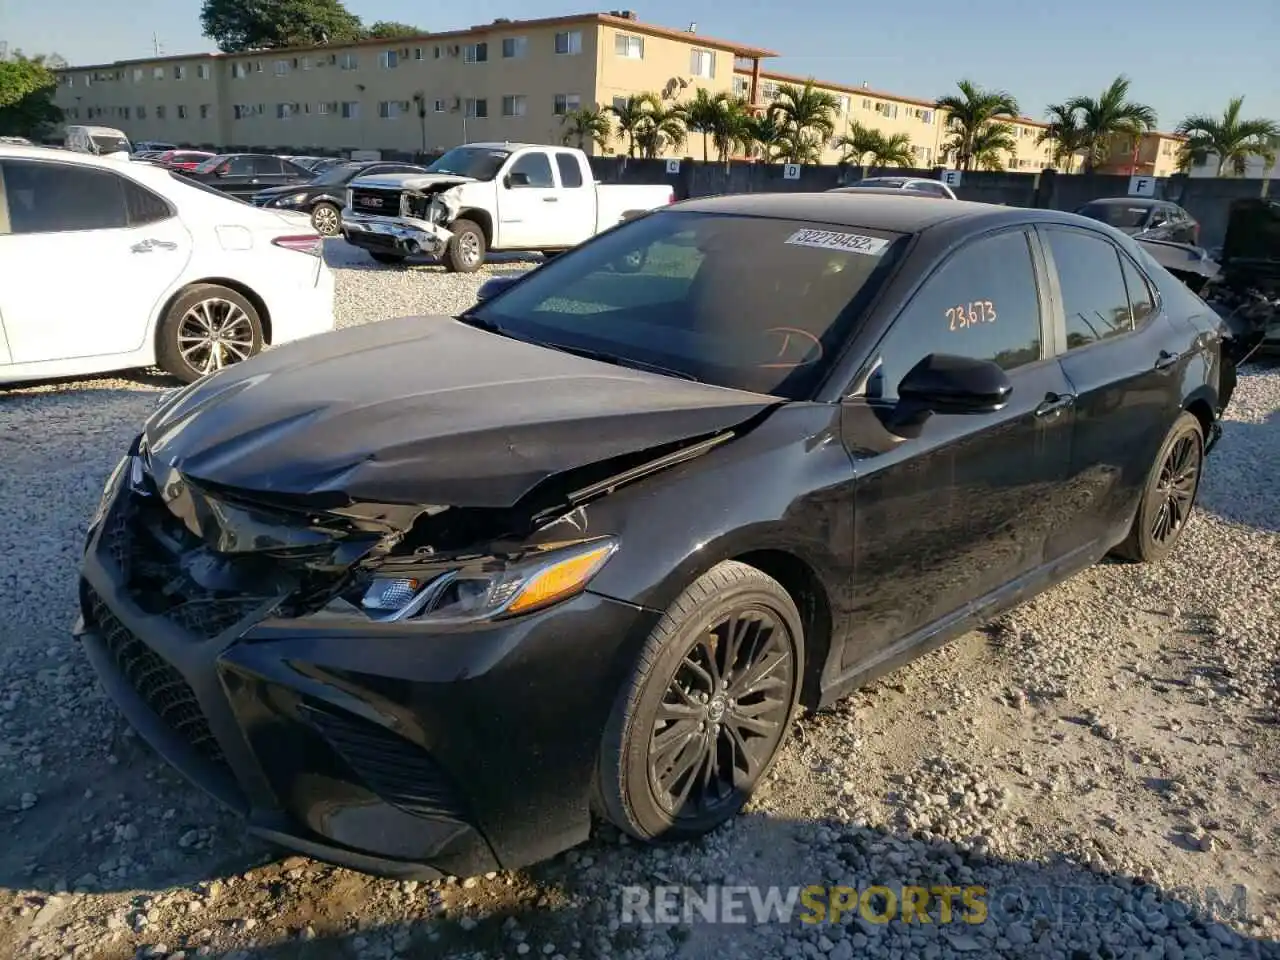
[785, 229, 888, 255]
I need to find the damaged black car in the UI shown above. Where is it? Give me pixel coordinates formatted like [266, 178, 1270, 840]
[77, 193, 1241, 880]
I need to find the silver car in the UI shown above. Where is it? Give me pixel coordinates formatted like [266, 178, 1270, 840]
[830, 176, 958, 200]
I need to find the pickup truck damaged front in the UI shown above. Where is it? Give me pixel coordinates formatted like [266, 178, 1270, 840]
[343, 182, 466, 258]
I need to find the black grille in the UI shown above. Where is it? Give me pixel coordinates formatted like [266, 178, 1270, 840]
[87, 587, 228, 771]
[99, 495, 264, 640]
[349, 187, 402, 215]
[303, 706, 469, 822]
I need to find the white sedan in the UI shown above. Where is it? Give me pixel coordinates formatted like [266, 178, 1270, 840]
[0, 144, 335, 385]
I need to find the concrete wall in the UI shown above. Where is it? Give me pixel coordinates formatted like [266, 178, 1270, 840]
[586, 158, 1276, 249]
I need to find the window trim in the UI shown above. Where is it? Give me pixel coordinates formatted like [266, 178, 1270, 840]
[843, 225, 1053, 399]
[0, 158, 176, 236]
[1034, 223, 1158, 358]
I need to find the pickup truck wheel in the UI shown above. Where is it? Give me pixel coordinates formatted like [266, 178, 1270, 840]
[444, 219, 486, 273]
[368, 251, 407, 265]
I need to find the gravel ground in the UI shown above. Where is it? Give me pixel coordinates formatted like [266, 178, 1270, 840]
[0, 241, 1277, 960]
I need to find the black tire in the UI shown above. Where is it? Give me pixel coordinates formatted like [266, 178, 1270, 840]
[310, 201, 342, 237]
[1111, 411, 1205, 563]
[156, 284, 264, 384]
[368, 251, 407, 265]
[444, 218, 486, 273]
[595, 560, 804, 842]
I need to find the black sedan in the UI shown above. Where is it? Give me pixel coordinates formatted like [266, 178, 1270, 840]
[76, 193, 1238, 880]
[182, 153, 314, 198]
[1076, 197, 1200, 245]
[251, 160, 429, 236]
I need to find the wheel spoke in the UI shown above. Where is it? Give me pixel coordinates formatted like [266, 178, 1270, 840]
[728, 648, 789, 698]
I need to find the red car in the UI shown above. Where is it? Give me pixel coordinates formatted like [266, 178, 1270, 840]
[156, 149, 214, 172]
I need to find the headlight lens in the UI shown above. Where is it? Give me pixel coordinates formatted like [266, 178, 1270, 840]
[360, 537, 618, 623]
[280, 192, 310, 206]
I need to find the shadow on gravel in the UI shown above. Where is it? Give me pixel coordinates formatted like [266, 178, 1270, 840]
[119, 813, 1279, 960]
[1197, 405, 1280, 535]
[323, 237, 543, 274]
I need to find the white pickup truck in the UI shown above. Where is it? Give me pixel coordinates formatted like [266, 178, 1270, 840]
[340, 142, 675, 272]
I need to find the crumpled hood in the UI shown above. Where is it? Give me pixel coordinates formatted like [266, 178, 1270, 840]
[351, 172, 475, 191]
[143, 316, 777, 510]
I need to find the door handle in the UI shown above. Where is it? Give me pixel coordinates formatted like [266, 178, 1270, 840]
[131, 239, 178, 253]
[542, 196, 559, 202]
[1154, 350, 1182, 370]
[1034, 392, 1076, 418]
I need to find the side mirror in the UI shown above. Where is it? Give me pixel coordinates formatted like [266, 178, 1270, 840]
[504, 171, 530, 188]
[475, 272, 527, 302]
[897, 353, 1012, 415]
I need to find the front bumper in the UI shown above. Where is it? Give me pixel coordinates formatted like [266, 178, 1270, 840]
[341, 210, 453, 257]
[75, 479, 656, 878]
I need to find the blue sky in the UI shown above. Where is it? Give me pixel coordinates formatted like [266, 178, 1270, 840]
[3, 0, 1276, 132]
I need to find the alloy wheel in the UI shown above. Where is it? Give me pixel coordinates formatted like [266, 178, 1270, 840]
[312, 205, 340, 236]
[647, 607, 794, 820]
[1150, 433, 1201, 545]
[458, 232, 482, 267]
[177, 298, 255, 376]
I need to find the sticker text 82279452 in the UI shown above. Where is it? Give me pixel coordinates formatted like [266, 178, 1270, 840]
[946, 300, 996, 330]
[784, 229, 889, 256]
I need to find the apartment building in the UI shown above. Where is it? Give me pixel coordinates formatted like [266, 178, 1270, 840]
[53, 12, 774, 155]
[1096, 132, 1189, 177]
[732, 68, 1056, 171]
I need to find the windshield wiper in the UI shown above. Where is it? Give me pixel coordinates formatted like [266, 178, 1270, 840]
[539, 342, 700, 382]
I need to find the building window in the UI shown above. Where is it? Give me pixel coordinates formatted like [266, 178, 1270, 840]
[380, 50, 399, 69]
[197, 63, 210, 79]
[732, 76, 749, 98]
[233, 63, 248, 79]
[612, 95, 628, 112]
[339, 53, 358, 70]
[277, 103, 295, 119]
[413, 47, 424, 60]
[233, 104, 248, 120]
[502, 95, 527, 117]
[690, 48, 715, 78]
[152, 66, 164, 80]
[502, 36, 528, 58]
[554, 30, 582, 55]
[120, 107, 131, 119]
[317, 102, 330, 116]
[433, 98, 446, 113]
[464, 98, 487, 119]
[614, 33, 643, 58]
[173, 65, 186, 80]
[553, 93, 581, 116]
[131, 68, 142, 82]
[274, 60, 290, 76]
[874, 101, 899, 119]
[199, 104, 210, 119]
[433, 45, 442, 59]
[464, 42, 488, 63]
[156, 105, 166, 119]
[836, 95, 849, 113]
[378, 100, 409, 119]
[177, 105, 188, 119]
[341, 101, 360, 119]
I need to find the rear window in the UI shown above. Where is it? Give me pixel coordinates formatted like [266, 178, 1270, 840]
[472, 210, 907, 399]
[1078, 203, 1150, 228]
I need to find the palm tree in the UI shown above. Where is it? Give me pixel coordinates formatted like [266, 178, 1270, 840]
[1175, 96, 1279, 177]
[868, 131, 916, 169]
[635, 103, 687, 160]
[1066, 75, 1157, 173]
[744, 108, 787, 162]
[683, 87, 727, 162]
[559, 106, 612, 153]
[934, 80, 1019, 171]
[711, 97, 752, 167]
[606, 93, 660, 158]
[834, 121, 882, 167]
[966, 124, 1019, 171]
[1037, 103, 1088, 173]
[772, 81, 839, 164]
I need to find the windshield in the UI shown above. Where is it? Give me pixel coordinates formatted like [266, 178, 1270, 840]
[426, 146, 510, 180]
[470, 210, 907, 399]
[311, 161, 365, 185]
[193, 155, 228, 174]
[1078, 203, 1150, 229]
[92, 135, 131, 154]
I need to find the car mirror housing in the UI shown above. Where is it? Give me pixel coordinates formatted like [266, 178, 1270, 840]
[475, 272, 527, 302]
[897, 353, 1013, 415]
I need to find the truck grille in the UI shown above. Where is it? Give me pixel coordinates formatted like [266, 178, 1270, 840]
[349, 187, 402, 215]
[86, 586, 228, 771]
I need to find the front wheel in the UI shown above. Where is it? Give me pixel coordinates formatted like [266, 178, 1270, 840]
[1111, 411, 1204, 563]
[310, 202, 342, 237]
[595, 561, 804, 842]
[156, 284, 264, 384]
[444, 219, 486, 273]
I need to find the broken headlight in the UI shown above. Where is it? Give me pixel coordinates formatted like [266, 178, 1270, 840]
[359, 537, 618, 623]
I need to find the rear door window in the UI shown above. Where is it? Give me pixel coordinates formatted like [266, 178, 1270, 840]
[1042, 227, 1134, 349]
[555, 152, 585, 188]
[0, 160, 129, 234]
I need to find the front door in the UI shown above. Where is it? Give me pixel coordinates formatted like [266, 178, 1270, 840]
[838, 227, 1074, 671]
[1037, 224, 1186, 558]
[0, 158, 191, 365]
[496, 152, 563, 250]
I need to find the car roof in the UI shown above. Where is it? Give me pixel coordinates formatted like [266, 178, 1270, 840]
[829, 185, 947, 198]
[674, 191, 1030, 233]
[462, 141, 542, 151]
[0, 143, 138, 168]
[1082, 197, 1162, 207]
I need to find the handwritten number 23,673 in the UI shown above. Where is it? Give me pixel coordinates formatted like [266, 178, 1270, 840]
[946, 301, 996, 330]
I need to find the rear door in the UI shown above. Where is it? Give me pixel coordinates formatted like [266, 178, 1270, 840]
[839, 226, 1075, 670]
[1037, 224, 1186, 559]
[213, 155, 258, 195]
[0, 158, 191, 365]
[550, 151, 596, 247]
[251, 156, 292, 189]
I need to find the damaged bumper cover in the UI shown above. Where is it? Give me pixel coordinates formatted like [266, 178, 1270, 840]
[341, 209, 455, 258]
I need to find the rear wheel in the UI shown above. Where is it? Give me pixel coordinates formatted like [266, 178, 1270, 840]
[310, 202, 341, 237]
[157, 284, 264, 383]
[1111, 411, 1204, 563]
[595, 561, 804, 842]
[444, 219, 486, 273]
[368, 251, 407, 265]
